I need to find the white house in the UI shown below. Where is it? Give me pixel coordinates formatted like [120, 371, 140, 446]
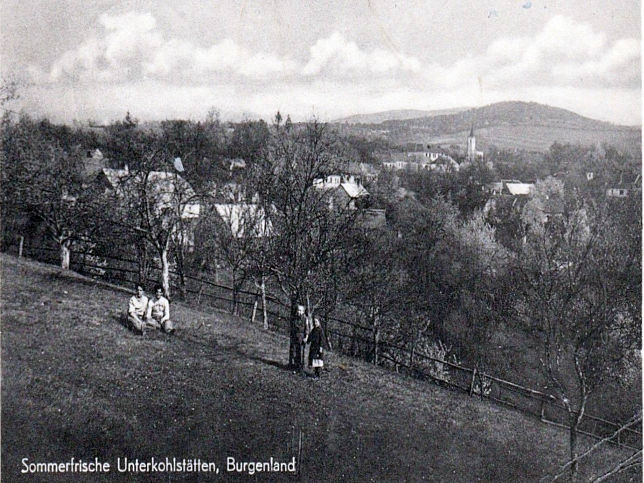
[99, 168, 200, 219]
[214, 203, 271, 238]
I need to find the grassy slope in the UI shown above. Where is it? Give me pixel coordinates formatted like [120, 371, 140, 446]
[1, 254, 638, 482]
[423, 125, 642, 154]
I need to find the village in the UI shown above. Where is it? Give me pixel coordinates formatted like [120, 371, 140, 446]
[1, 1, 641, 480]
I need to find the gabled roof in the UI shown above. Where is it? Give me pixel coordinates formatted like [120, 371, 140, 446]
[505, 182, 534, 196]
[340, 182, 369, 198]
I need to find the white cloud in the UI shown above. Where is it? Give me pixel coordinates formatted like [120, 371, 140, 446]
[48, 11, 297, 82]
[43, 12, 638, 90]
[301, 32, 421, 77]
[20, 12, 640, 125]
[418, 15, 638, 90]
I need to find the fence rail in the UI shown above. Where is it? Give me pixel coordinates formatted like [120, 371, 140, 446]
[15, 244, 642, 450]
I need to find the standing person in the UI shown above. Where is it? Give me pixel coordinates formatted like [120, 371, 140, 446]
[289, 309, 303, 370]
[146, 285, 175, 334]
[127, 284, 149, 334]
[306, 317, 324, 377]
[297, 305, 311, 372]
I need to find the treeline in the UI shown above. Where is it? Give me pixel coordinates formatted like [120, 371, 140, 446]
[1, 112, 641, 478]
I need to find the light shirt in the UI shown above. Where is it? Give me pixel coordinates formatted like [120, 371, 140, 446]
[128, 295, 149, 318]
[147, 296, 170, 323]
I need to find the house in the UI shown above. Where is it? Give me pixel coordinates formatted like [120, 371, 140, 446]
[96, 167, 201, 251]
[98, 168, 200, 218]
[228, 158, 246, 172]
[212, 181, 254, 203]
[407, 150, 442, 162]
[97, 167, 201, 250]
[606, 174, 640, 198]
[488, 180, 534, 196]
[345, 162, 379, 183]
[313, 173, 370, 210]
[484, 179, 536, 218]
[383, 149, 459, 172]
[505, 182, 534, 196]
[83, 148, 108, 178]
[606, 187, 630, 198]
[213, 203, 271, 238]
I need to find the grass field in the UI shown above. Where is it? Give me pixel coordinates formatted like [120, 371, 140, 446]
[1, 254, 639, 482]
[407, 125, 641, 155]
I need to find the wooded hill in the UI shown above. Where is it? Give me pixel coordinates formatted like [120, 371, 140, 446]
[332, 101, 641, 155]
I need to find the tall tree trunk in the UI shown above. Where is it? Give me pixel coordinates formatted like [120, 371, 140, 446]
[569, 421, 578, 481]
[261, 276, 268, 330]
[175, 255, 186, 299]
[372, 313, 380, 366]
[137, 241, 148, 285]
[231, 272, 239, 315]
[251, 298, 258, 323]
[288, 297, 300, 369]
[60, 240, 71, 270]
[350, 324, 357, 356]
[174, 231, 186, 298]
[409, 329, 417, 370]
[160, 248, 171, 298]
[323, 305, 333, 351]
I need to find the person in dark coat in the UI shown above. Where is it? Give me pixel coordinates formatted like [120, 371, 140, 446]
[289, 306, 307, 371]
[306, 317, 324, 377]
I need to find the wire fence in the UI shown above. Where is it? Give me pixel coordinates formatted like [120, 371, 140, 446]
[14, 242, 642, 451]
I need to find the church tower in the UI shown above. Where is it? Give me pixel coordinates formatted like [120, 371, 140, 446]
[467, 124, 476, 162]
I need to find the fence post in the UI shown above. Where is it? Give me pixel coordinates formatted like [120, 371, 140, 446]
[469, 367, 477, 397]
[540, 399, 546, 421]
[18, 236, 24, 258]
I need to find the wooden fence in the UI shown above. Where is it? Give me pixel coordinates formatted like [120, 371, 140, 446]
[17, 243, 642, 451]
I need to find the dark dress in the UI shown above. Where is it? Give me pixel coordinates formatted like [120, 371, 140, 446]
[307, 326, 323, 366]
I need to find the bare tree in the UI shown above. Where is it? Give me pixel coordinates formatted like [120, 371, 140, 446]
[211, 201, 268, 314]
[250, 118, 357, 368]
[104, 137, 201, 297]
[2, 116, 102, 268]
[342, 227, 407, 365]
[516, 179, 641, 480]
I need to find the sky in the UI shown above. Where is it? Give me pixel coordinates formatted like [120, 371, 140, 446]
[1, 0, 641, 125]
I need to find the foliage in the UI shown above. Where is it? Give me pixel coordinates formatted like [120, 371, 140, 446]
[515, 186, 641, 478]
[1, 116, 104, 267]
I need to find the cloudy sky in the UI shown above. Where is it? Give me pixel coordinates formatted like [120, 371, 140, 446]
[1, 0, 640, 124]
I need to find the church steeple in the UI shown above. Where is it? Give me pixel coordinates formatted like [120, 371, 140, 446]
[467, 124, 476, 162]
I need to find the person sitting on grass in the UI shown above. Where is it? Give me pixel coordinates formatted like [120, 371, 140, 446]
[127, 284, 149, 335]
[146, 285, 175, 334]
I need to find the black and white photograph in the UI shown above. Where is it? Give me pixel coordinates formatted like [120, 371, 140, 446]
[1, 1, 641, 481]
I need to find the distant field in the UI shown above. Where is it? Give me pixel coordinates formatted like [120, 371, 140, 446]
[1, 254, 639, 482]
[404, 125, 641, 154]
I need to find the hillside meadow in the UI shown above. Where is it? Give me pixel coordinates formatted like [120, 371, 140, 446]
[1, 254, 639, 482]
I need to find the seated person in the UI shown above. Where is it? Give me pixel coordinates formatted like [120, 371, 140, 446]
[127, 284, 149, 334]
[146, 285, 174, 334]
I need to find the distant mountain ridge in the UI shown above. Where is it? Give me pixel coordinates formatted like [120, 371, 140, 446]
[333, 108, 469, 124]
[333, 101, 641, 154]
